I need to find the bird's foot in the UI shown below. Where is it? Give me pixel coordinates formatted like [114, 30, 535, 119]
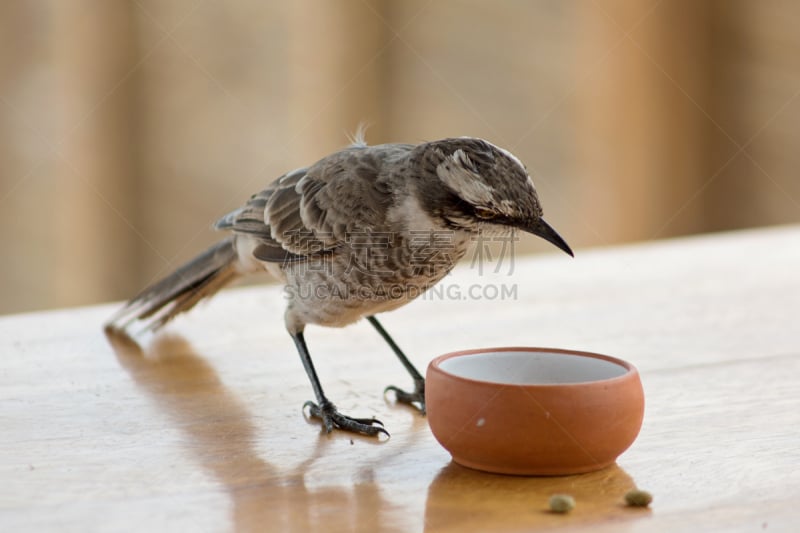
[385, 378, 426, 415]
[303, 400, 389, 438]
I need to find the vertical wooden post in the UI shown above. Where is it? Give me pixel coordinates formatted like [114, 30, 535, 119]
[572, 0, 712, 243]
[286, 0, 390, 162]
[51, 1, 139, 305]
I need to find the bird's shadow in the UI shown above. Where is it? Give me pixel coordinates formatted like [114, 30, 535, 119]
[105, 328, 402, 532]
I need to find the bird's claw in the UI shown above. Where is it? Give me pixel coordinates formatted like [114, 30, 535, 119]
[303, 400, 389, 438]
[384, 378, 426, 415]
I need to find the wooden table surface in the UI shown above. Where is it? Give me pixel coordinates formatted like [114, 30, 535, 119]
[2, 225, 799, 532]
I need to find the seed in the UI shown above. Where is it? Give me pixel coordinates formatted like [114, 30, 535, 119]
[624, 489, 653, 507]
[549, 494, 576, 513]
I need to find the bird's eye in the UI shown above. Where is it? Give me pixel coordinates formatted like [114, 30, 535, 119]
[474, 207, 496, 220]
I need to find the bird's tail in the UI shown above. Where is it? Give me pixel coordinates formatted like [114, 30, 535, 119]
[106, 237, 240, 334]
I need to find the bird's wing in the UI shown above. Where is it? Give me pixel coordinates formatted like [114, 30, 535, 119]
[214, 147, 394, 263]
[214, 167, 310, 263]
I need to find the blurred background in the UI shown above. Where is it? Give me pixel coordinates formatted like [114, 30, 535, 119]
[1, 0, 799, 315]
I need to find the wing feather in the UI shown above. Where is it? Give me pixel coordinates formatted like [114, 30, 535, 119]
[213, 145, 407, 264]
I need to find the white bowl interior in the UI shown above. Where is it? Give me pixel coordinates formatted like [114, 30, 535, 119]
[439, 351, 628, 385]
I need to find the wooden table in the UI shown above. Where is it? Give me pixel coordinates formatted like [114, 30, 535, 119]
[2, 225, 799, 532]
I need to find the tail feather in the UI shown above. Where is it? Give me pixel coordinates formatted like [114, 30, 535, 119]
[107, 237, 240, 333]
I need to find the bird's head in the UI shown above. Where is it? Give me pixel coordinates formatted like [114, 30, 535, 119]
[413, 137, 573, 256]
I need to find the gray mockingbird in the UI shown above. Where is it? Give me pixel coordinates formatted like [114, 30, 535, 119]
[106, 136, 573, 437]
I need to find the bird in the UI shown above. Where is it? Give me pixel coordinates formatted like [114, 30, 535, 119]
[106, 134, 573, 438]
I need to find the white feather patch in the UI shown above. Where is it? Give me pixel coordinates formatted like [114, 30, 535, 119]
[347, 122, 369, 147]
[436, 151, 495, 205]
[451, 149, 478, 172]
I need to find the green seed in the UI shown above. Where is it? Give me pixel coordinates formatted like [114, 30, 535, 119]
[625, 489, 653, 507]
[549, 494, 576, 513]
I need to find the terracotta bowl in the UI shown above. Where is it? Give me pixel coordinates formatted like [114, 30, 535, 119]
[426, 347, 644, 475]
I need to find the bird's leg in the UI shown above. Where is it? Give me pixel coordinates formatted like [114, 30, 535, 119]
[291, 331, 388, 437]
[367, 315, 426, 415]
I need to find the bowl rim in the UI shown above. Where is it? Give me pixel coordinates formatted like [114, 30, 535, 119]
[428, 346, 639, 388]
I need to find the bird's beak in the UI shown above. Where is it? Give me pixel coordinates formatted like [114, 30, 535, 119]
[524, 218, 574, 257]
